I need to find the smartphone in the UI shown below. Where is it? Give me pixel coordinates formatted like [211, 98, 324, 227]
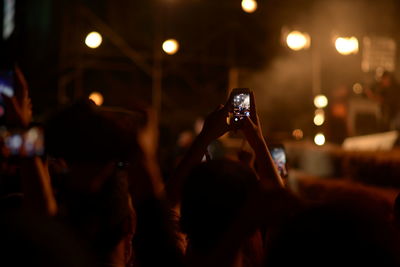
[0, 127, 44, 157]
[231, 88, 251, 124]
[0, 70, 14, 122]
[270, 144, 288, 178]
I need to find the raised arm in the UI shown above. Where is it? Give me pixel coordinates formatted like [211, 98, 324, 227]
[241, 92, 284, 188]
[125, 107, 185, 267]
[4, 67, 57, 216]
[20, 157, 57, 216]
[167, 103, 231, 206]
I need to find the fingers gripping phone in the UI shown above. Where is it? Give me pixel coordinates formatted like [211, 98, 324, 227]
[230, 88, 251, 125]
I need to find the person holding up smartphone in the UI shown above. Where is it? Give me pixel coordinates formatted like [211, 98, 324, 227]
[167, 88, 284, 206]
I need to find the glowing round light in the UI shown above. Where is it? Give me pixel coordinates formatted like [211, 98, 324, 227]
[85, 31, 102, 49]
[241, 0, 257, 13]
[286, 31, 310, 51]
[292, 129, 304, 140]
[314, 94, 328, 108]
[335, 37, 358, 55]
[89, 91, 104, 106]
[162, 39, 179, 55]
[353, 83, 363, 94]
[313, 114, 325, 126]
[314, 133, 326, 146]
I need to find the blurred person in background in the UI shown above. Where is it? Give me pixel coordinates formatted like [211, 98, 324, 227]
[366, 71, 400, 131]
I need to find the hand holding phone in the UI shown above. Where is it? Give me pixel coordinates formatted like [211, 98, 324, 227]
[0, 127, 44, 158]
[0, 67, 32, 127]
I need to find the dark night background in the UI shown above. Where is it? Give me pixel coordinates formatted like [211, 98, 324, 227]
[6, 0, 400, 141]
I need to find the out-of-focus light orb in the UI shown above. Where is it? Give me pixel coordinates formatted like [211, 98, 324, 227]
[241, 0, 257, 13]
[313, 114, 325, 126]
[353, 83, 363, 94]
[314, 94, 328, 108]
[85, 32, 102, 49]
[314, 133, 326, 146]
[313, 109, 325, 126]
[292, 129, 304, 140]
[162, 39, 179, 55]
[89, 91, 104, 106]
[335, 37, 359, 55]
[286, 31, 310, 51]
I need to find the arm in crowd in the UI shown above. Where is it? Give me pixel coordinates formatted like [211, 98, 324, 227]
[4, 67, 57, 216]
[167, 91, 284, 207]
[167, 103, 231, 206]
[126, 108, 184, 267]
[242, 92, 285, 188]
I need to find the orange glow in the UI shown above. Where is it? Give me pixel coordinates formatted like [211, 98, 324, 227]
[89, 91, 104, 106]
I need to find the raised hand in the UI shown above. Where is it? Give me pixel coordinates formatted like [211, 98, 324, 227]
[3, 66, 32, 127]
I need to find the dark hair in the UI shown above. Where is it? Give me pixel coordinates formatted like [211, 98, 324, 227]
[0, 211, 94, 267]
[63, 172, 135, 258]
[45, 100, 138, 163]
[180, 160, 258, 252]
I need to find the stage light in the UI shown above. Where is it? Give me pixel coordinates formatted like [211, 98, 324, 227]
[286, 31, 310, 51]
[162, 39, 179, 55]
[85, 32, 102, 48]
[313, 109, 325, 126]
[241, 0, 257, 13]
[335, 37, 358, 55]
[292, 129, 304, 140]
[89, 91, 104, 106]
[314, 94, 328, 108]
[314, 133, 326, 146]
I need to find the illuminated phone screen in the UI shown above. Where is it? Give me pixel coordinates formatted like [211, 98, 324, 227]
[232, 93, 250, 122]
[0, 70, 14, 120]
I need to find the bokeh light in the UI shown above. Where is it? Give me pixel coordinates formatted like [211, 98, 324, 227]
[89, 91, 104, 106]
[241, 0, 257, 13]
[314, 133, 326, 146]
[85, 31, 102, 49]
[353, 83, 363, 94]
[314, 94, 328, 108]
[292, 129, 304, 140]
[162, 39, 179, 55]
[286, 31, 310, 51]
[313, 109, 325, 126]
[335, 37, 359, 55]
